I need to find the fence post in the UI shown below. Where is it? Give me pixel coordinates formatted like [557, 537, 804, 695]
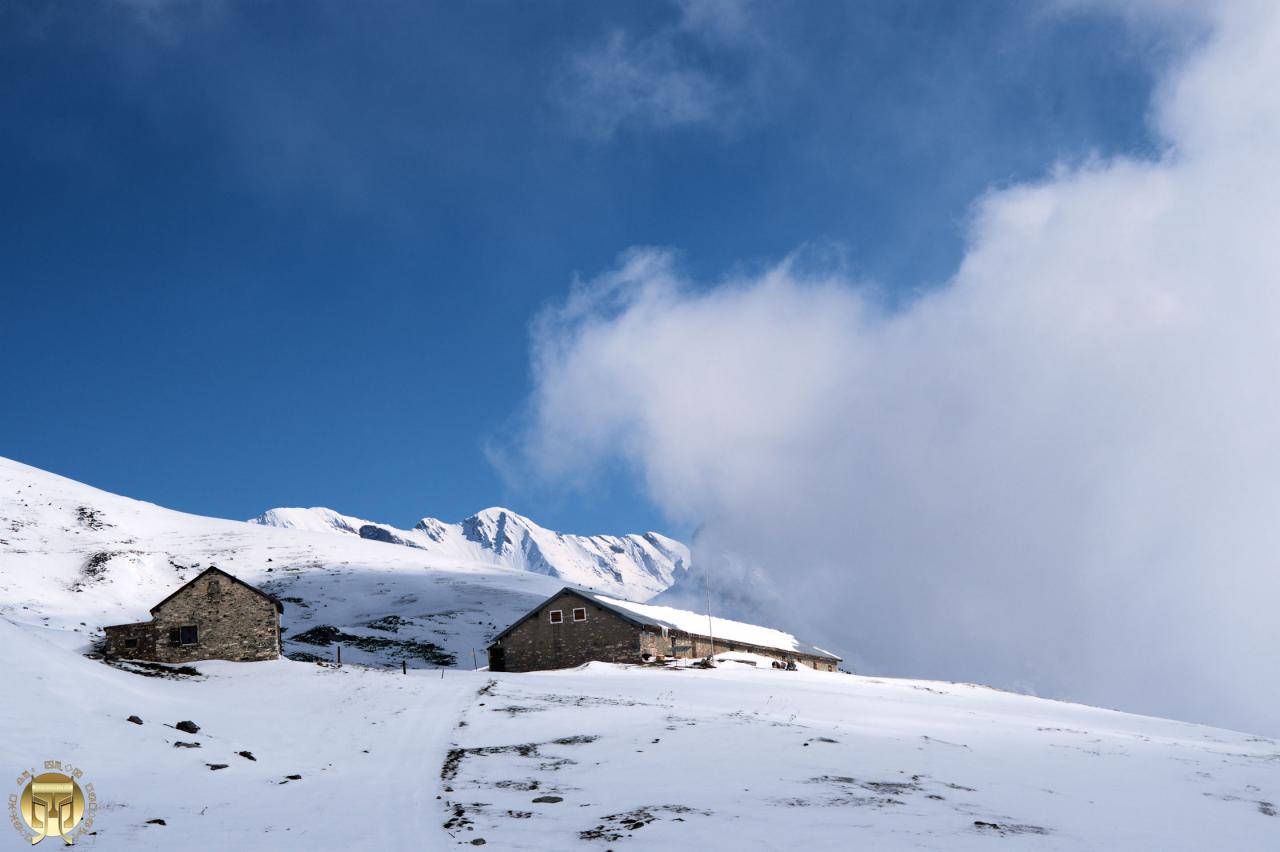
[472, 649, 478, 671]
[336, 645, 342, 666]
[402, 659, 407, 675]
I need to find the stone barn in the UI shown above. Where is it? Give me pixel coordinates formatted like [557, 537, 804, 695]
[102, 567, 283, 663]
[487, 587, 840, 673]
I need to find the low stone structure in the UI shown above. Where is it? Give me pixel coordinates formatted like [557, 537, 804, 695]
[487, 587, 840, 673]
[102, 567, 283, 663]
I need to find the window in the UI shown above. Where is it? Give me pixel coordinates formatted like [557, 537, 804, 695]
[179, 625, 198, 645]
[207, 579, 221, 597]
[168, 627, 180, 644]
[549, 609, 563, 624]
[572, 607, 586, 622]
[124, 638, 138, 649]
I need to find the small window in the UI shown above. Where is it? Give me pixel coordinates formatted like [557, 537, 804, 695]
[124, 638, 138, 650]
[572, 607, 586, 622]
[207, 579, 221, 597]
[549, 610, 563, 624]
[168, 627, 181, 644]
[179, 625, 199, 645]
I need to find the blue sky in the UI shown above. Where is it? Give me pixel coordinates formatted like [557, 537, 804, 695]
[0, 0, 1165, 535]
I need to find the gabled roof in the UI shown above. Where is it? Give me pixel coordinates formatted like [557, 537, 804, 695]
[149, 567, 283, 615]
[491, 586, 840, 662]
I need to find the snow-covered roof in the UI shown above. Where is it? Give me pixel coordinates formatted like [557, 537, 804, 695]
[577, 590, 840, 661]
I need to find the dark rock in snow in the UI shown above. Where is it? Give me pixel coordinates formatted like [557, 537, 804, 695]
[206, 764, 228, 771]
[145, 819, 166, 826]
[358, 525, 422, 548]
[126, 715, 143, 725]
[358, 525, 397, 543]
[176, 720, 200, 734]
[237, 751, 256, 761]
[173, 742, 201, 749]
[531, 796, 563, 803]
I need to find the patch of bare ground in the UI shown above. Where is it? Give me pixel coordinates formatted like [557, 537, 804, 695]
[579, 805, 711, 841]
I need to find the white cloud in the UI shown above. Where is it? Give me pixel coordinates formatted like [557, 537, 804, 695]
[553, 0, 764, 139]
[519, 1, 1280, 734]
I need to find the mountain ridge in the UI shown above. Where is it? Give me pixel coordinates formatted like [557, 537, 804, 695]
[250, 504, 688, 600]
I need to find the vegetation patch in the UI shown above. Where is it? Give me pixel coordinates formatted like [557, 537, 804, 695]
[288, 624, 455, 665]
[285, 651, 327, 663]
[83, 551, 115, 579]
[102, 658, 203, 679]
[366, 614, 413, 632]
[579, 805, 709, 841]
[973, 820, 1050, 836]
[441, 735, 598, 782]
[76, 506, 112, 530]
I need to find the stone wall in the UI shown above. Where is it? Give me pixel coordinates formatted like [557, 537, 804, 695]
[489, 592, 839, 673]
[149, 572, 280, 663]
[488, 592, 641, 672]
[102, 572, 280, 664]
[103, 621, 158, 659]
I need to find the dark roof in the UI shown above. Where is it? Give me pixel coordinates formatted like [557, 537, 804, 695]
[490, 586, 840, 662]
[149, 567, 283, 615]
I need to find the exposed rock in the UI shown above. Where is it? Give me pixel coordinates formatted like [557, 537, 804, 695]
[176, 720, 200, 734]
[173, 742, 201, 749]
[126, 715, 143, 725]
[358, 525, 422, 548]
[237, 751, 256, 761]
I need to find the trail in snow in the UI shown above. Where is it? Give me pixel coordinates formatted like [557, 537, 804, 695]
[0, 618, 481, 850]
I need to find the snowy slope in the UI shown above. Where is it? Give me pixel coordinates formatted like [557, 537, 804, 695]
[446, 661, 1280, 851]
[250, 505, 689, 600]
[2, 621, 1277, 850]
[3, 456, 1279, 849]
[0, 456, 566, 670]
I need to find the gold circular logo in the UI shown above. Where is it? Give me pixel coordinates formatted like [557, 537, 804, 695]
[11, 770, 87, 845]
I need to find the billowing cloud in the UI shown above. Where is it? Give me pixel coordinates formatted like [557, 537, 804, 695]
[519, 1, 1280, 734]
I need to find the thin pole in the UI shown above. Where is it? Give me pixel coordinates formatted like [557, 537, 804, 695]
[471, 649, 478, 671]
[336, 644, 342, 666]
[704, 564, 715, 662]
[402, 659, 407, 675]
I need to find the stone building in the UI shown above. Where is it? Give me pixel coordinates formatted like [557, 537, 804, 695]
[487, 587, 840, 673]
[102, 567, 283, 663]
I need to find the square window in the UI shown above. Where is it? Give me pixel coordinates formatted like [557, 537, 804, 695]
[572, 607, 586, 622]
[549, 610, 563, 624]
[168, 627, 181, 644]
[207, 579, 221, 597]
[179, 625, 199, 645]
[124, 638, 138, 649]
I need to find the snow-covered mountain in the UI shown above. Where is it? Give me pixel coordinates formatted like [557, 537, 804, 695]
[250, 505, 688, 601]
[0, 456, 567, 670]
[4, 456, 1280, 849]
